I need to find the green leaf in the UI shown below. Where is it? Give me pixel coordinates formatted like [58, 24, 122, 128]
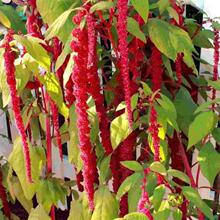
[212, 127, 220, 143]
[0, 5, 26, 33]
[131, 93, 139, 111]
[38, 72, 69, 118]
[11, 177, 33, 213]
[28, 204, 50, 220]
[147, 18, 197, 74]
[36, 0, 78, 25]
[198, 142, 220, 185]
[156, 94, 179, 131]
[0, 10, 10, 28]
[127, 17, 146, 43]
[99, 156, 111, 184]
[36, 179, 67, 212]
[162, 55, 173, 78]
[63, 53, 75, 86]
[8, 137, 45, 200]
[90, 1, 114, 13]
[121, 161, 143, 172]
[15, 64, 32, 94]
[87, 99, 99, 144]
[55, 36, 72, 71]
[91, 186, 118, 220]
[141, 82, 152, 96]
[212, 21, 220, 31]
[128, 176, 142, 212]
[158, 94, 177, 120]
[14, 35, 50, 71]
[208, 80, 220, 90]
[188, 111, 216, 148]
[68, 105, 82, 171]
[0, 50, 10, 107]
[153, 184, 166, 211]
[131, 0, 149, 23]
[45, 9, 75, 43]
[157, 0, 170, 14]
[116, 173, 142, 200]
[153, 209, 170, 220]
[121, 212, 148, 220]
[68, 200, 84, 220]
[174, 87, 197, 135]
[182, 186, 214, 219]
[68, 193, 92, 220]
[172, 209, 182, 220]
[150, 162, 166, 175]
[110, 112, 132, 149]
[194, 98, 220, 114]
[167, 169, 190, 184]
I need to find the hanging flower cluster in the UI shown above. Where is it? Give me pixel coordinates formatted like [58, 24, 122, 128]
[212, 28, 220, 101]
[149, 46, 163, 92]
[26, 0, 43, 38]
[71, 11, 98, 209]
[3, 32, 32, 183]
[0, 171, 10, 219]
[117, 0, 133, 126]
[175, 53, 184, 87]
[86, 12, 113, 155]
[137, 168, 153, 220]
[1, 0, 219, 218]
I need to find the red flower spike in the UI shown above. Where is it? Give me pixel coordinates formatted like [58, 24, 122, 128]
[87, 13, 113, 155]
[149, 46, 163, 92]
[0, 171, 10, 219]
[148, 106, 160, 162]
[71, 12, 99, 209]
[137, 168, 153, 220]
[175, 53, 183, 87]
[212, 29, 220, 102]
[65, 77, 75, 107]
[117, 0, 133, 127]
[3, 32, 33, 183]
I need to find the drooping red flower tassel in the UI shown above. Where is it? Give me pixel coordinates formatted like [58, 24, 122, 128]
[137, 168, 153, 220]
[175, 53, 183, 87]
[65, 77, 75, 107]
[71, 13, 98, 210]
[0, 171, 10, 219]
[4, 32, 32, 183]
[149, 46, 163, 92]
[76, 170, 84, 192]
[148, 107, 160, 162]
[26, 0, 43, 39]
[212, 29, 220, 102]
[117, 0, 133, 126]
[86, 12, 113, 155]
[50, 100, 63, 161]
[169, 0, 184, 27]
[110, 150, 122, 193]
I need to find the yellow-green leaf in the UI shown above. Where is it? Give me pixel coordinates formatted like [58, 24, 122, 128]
[8, 137, 45, 200]
[131, 0, 149, 23]
[91, 186, 119, 220]
[28, 204, 50, 220]
[188, 111, 216, 148]
[110, 112, 132, 149]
